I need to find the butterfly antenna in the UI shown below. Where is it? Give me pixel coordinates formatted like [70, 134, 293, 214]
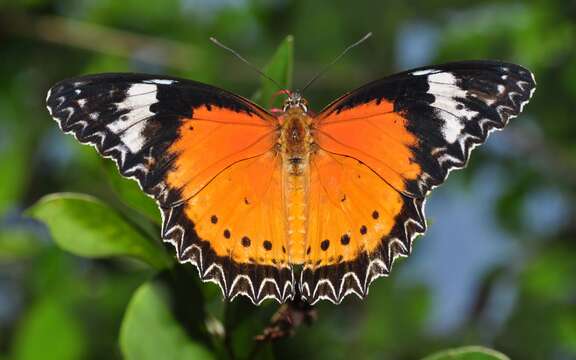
[210, 37, 284, 91]
[301, 32, 372, 93]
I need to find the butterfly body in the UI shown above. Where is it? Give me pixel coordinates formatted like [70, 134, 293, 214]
[277, 101, 314, 263]
[46, 61, 535, 304]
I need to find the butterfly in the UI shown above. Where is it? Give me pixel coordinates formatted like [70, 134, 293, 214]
[46, 60, 535, 305]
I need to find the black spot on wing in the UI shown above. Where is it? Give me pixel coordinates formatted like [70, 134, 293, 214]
[241, 236, 251, 247]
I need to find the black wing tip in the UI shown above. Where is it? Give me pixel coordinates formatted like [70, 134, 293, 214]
[400, 60, 535, 89]
[410, 59, 533, 73]
[422, 59, 536, 89]
[45, 72, 184, 107]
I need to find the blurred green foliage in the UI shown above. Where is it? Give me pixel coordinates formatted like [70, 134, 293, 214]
[12, 298, 86, 360]
[1, 1, 575, 359]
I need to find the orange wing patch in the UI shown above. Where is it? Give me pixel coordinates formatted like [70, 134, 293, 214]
[166, 105, 277, 203]
[316, 100, 421, 194]
[183, 151, 286, 266]
[306, 150, 404, 266]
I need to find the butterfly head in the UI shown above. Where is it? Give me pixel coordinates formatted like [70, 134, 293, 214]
[282, 91, 308, 113]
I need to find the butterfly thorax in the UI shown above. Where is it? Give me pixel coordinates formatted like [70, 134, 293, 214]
[278, 105, 313, 264]
[279, 106, 313, 174]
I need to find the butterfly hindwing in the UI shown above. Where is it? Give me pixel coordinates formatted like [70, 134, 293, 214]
[46, 74, 295, 304]
[303, 61, 535, 303]
[163, 151, 294, 302]
[301, 150, 425, 303]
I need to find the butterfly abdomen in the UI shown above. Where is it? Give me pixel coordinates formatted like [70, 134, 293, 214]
[279, 108, 313, 264]
[283, 169, 308, 264]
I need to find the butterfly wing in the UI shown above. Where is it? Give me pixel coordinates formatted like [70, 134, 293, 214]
[46, 74, 294, 304]
[301, 149, 425, 303]
[302, 61, 536, 303]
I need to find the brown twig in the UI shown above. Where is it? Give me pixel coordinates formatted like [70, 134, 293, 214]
[254, 299, 317, 342]
[247, 299, 317, 359]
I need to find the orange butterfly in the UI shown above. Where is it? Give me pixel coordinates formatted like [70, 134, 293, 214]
[46, 60, 535, 304]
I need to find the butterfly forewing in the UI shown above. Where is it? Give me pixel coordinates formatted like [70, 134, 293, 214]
[317, 61, 536, 197]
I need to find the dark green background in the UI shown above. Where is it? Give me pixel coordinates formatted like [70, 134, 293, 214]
[1, 1, 575, 359]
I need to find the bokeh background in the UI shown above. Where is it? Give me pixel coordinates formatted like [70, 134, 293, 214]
[1, 1, 575, 359]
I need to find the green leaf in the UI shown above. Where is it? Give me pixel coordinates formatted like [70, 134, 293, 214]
[252, 35, 294, 109]
[120, 281, 215, 360]
[12, 299, 86, 360]
[27, 193, 171, 270]
[422, 346, 510, 360]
